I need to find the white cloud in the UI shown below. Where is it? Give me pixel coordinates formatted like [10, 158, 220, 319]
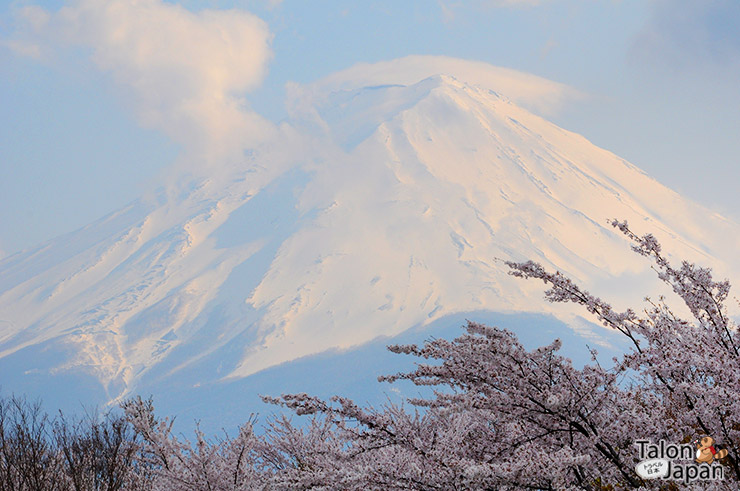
[291, 55, 582, 118]
[10, 0, 274, 165]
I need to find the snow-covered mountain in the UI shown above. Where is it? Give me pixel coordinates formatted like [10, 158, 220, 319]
[2, 65, 739, 412]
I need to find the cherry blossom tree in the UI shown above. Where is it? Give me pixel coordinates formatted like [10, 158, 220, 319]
[506, 220, 740, 481]
[121, 396, 264, 490]
[264, 326, 643, 489]
[264, 220, 740, 489]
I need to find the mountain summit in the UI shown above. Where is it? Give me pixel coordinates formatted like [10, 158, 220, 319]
[1, 68, 738, 405]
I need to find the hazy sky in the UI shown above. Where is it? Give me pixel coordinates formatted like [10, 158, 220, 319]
[2, 0, 740, 258]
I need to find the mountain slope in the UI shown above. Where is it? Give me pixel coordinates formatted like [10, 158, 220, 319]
[1, 71, 738, 404]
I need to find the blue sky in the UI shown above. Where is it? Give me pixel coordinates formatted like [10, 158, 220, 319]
[1, 0, 740, 258]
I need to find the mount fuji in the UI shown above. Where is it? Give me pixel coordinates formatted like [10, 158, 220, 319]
[2, 59, 739, 427]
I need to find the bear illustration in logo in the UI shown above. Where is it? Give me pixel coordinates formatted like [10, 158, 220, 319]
[694, 436, 728, 464]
